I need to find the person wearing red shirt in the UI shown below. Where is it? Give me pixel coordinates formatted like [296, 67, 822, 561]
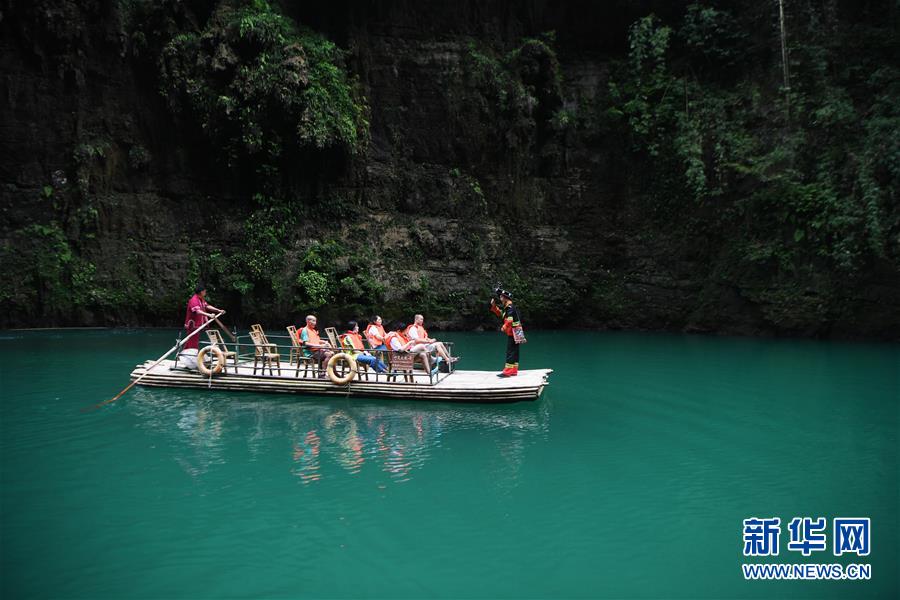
[183, 283, 221, 350]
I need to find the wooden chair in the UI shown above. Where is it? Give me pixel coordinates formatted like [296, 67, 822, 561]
[250, 330, 281, 376]
[250, 324, 278, 350]
[323, 327, 341, 349]
[206, 329, 238, 373]
[286, 325, 317, 378]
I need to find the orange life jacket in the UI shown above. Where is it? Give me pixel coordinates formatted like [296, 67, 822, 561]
[404, 324, 429, 340]
[384, 331, 409, 350]
[302, 325, 322, 345]
[365, 323, 386, 347]
[342, 331, 365, 351]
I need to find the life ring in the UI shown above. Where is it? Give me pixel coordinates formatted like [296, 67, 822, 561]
[197, 345, 225, 376]
[326, 352, 357, 385]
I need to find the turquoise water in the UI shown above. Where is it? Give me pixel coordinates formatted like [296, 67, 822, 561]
[1, 329, 897, 599]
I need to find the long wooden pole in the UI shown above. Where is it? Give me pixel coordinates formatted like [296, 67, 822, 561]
[87, 312, 225, 411]
[213, 316, 237, 342]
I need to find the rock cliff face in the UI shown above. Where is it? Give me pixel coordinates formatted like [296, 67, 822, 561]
[1, 0, 898, 339]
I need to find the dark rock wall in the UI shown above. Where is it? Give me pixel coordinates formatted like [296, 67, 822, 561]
[1, 0, 898, 339]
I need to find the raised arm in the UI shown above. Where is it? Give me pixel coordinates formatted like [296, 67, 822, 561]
[490, 298, 502, 317]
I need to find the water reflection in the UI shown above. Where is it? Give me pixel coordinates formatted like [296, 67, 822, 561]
[292, 429, 321, 483]
[128, 389, 552, 485]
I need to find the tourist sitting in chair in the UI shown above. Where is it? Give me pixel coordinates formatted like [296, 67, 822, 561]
[365, 315, 388, 350]
[300, 315, 333, 378]
[341, 321, 388, 373]
[405, 313, 457, 367]
[385, 321, 436, 375]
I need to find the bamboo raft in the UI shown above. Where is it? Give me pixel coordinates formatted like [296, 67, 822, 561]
[130, 359, 553, 403]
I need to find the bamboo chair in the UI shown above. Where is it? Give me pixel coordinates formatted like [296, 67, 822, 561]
[249, 330, 281, 376]
[249, 324, 278, 350]
[253, 324, 284, 362]
[323, 327, 341, 349]
[286, 325, 317, 378]
[252, 324, 282, 369]
[206, 329, 238, 373]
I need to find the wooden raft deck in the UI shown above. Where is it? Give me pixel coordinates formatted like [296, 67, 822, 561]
[130, 360, 553, 403]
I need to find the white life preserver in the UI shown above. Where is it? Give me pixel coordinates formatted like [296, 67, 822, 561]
[326, 352, 357, 385]
[197, 345, 225, 376]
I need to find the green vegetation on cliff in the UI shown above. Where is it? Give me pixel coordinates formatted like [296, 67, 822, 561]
[607, 8, 897, 273]
[594, 3, 900, 330]
[158, 0, 368, 169]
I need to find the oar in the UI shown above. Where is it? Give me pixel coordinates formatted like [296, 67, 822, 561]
[86, 312, 225, 411]
[213, 316, 237, 342]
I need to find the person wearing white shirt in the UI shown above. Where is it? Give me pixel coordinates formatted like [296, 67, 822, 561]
[405, 314, 456, 365]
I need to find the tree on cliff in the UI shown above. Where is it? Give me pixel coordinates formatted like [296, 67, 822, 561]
[156, 0, 369, 174]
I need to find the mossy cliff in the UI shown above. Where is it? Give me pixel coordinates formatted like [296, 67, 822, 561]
[1, 0, 898, 339]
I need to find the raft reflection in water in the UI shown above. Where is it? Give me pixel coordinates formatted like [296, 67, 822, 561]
[129, 388, 552, 485]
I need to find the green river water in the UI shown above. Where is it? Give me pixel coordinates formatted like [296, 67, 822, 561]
[1, 329, 897, 599]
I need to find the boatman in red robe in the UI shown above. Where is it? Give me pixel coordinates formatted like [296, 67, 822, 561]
[490, 288, 525, 377]
[183, 283, 222, 350]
